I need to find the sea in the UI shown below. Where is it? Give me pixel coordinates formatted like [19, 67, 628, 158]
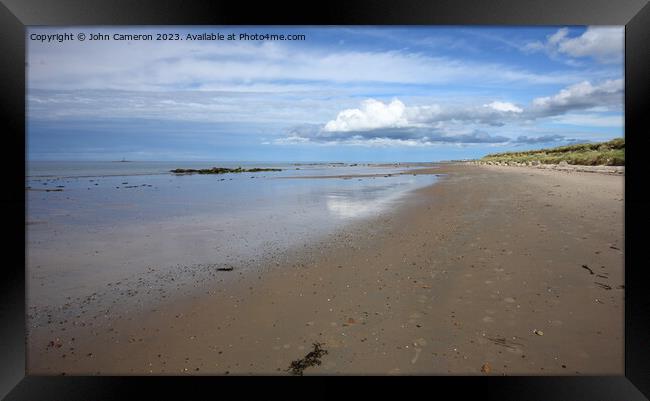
[26, 161, 440, 311]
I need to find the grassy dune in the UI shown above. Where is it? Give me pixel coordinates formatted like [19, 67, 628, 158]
[481, 138, 624, 166]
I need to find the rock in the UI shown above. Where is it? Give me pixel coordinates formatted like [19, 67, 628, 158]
[558, 161, 569, 166]
[481, 363, 491, 373]
[533, 329, 544, 336]
[170, 167, 282, 175]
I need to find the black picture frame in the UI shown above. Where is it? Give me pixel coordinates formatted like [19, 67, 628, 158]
[1, 0, 648, 399]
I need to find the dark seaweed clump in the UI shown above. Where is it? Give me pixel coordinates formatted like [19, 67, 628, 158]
[286, 343, 328, 376]
[170, 167, 282, 174]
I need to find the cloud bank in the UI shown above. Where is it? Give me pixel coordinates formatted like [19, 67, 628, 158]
[27, 27, 616, 92]
[530, 79, 623, 117]
[278, 79, 622, 147]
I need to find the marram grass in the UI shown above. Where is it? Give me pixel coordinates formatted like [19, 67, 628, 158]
[481, 138, 624, 166]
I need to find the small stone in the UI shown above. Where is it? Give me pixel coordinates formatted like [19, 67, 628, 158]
[481, 363, 491, 374]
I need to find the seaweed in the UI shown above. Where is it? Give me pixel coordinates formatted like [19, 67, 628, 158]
[595, 282, 612, 290]
[286, 342, 328, 376]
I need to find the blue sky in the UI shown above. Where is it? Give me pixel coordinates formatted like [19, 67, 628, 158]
[27, 26, 624, 162]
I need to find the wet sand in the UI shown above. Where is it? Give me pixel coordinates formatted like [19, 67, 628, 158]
[28, 164, 624, 375]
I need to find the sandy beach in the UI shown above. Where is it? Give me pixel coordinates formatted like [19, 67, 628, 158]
[27, 164, 624, 375]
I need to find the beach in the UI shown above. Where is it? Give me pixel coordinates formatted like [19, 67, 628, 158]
[27, 164, 624, 375]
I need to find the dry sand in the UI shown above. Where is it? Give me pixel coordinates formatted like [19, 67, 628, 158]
[28, 164, 624, 375]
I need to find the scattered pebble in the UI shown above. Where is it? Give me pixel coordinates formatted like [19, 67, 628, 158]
[481, 363, 491, 374]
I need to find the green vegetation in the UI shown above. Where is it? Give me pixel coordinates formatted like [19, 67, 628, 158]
[481, 138, 624, 166]
[170, 167, 282, 174]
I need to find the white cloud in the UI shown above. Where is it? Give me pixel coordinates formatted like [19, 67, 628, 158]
[531, 79, 623, 116]
[484, 101, 523, 113]
[278, 98, 519, 146]
[323, 99, 410, 132]
[321, 98, 525, 134]
[549, 28, 570, 46]
[557, 27, 623, 61]
[524, 26, 623, 64]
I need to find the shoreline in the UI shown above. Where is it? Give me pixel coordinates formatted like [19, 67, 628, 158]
[466, 161, 624, 175]
[27, 164, 624, 375]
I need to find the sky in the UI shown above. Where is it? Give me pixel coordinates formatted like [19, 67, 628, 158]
[26, 26, 624, 162]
